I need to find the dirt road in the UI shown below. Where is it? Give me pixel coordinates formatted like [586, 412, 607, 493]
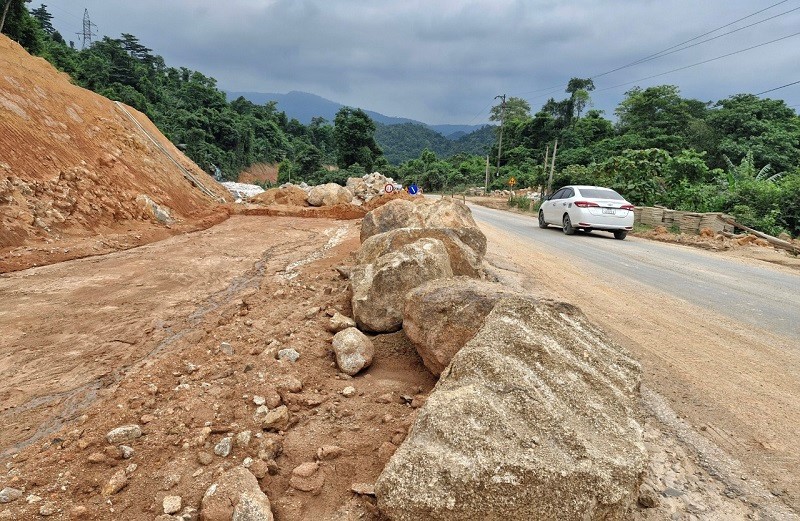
[472, 204, 800, 514]
[0, 216, 342, 456]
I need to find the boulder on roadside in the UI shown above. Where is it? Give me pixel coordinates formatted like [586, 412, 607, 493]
[327, 312, 356, 333]
[403, 277, 532, 375]
[200, 467, 273, 521]
[360, 200, 424, 242]
[351, 238, 453, 333]
[332, 327, 374, 376]
[307, 183, 354, 207]
[375, 297, 646, 521]
[357, 227, 485, 278]
[360, 199, 486, 258]
[251, 185, 309, 207]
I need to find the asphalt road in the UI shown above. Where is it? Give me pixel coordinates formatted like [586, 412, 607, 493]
[469, 203, 800, 339]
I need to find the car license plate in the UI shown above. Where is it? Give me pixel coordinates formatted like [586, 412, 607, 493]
[602, 208, 616, 215]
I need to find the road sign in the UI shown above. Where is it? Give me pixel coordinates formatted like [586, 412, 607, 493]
[508, 177, 516, 187]
[384, 183, 394, 194]
[408, 183, 419, 195]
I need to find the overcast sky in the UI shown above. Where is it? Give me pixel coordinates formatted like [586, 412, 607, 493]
[49, 0, 800, 125]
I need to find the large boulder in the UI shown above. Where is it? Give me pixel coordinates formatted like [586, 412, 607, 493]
[252, 185, 308, 207]
[307, 183, 354, 207]
[376, 297, 646, 521]
[351, 238, 453, 333]
[358, 228, 484, 278]
[201, 467, 273, 521]
[360, 199, 486, 258]
[403, 278, 529, 375]
[360, 200, 424, 241]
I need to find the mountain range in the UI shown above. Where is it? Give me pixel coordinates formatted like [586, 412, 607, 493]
[225, 90, 486, 139]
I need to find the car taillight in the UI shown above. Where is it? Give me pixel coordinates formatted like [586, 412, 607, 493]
[574, 201, 599, 208]
[620, 204, 634, 210]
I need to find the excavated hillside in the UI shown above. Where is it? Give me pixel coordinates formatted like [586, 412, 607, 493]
[0, 35, 231, 273]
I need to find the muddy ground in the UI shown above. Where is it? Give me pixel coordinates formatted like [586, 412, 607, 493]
[0, 213, 797, 520]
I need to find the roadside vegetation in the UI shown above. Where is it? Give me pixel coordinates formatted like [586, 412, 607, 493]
[3, 3, 799, 236]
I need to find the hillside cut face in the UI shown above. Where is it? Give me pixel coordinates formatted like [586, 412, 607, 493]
[376, 296, 647, 521]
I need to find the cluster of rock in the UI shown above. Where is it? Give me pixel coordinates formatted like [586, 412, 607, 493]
[339, 197, 647, 519]
[247, 172, 402, 208]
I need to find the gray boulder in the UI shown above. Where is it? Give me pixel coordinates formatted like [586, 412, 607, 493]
[360, 199, 486, 258]
[201, 467, 273, 521]
[332, 327, 374, 376]
[358, 228, 485, 279]
[351, 238, 453, 332]
[307, 183, 353, 207]
[376, 297, 646, 521]
[403, 277, 531, 375]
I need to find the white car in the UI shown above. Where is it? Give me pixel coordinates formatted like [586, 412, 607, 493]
[538, 185, 635, 240]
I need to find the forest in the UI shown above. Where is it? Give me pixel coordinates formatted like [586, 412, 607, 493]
[2, 2, 799, 237]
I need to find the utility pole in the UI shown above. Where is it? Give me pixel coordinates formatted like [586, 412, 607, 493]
[540, 144, 550, 200]
[547, 138, 558, 195]
[494, 94, 506, 178]
[484, 155, 489, 194]
[76, 9, 97, 49]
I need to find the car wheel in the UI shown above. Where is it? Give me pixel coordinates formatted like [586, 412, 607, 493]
[562, 214, 575, 235]
[538, 211, 548, 228]
[613, 230, 627, 240]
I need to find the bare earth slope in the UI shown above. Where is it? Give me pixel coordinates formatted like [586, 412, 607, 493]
[0, 35, 230, 272]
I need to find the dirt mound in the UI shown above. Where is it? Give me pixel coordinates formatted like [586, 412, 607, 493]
[238, 163, 279, 185]
[0, 35, 230, 272]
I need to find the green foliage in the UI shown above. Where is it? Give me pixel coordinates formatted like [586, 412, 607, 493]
[333, 107, 383, 172]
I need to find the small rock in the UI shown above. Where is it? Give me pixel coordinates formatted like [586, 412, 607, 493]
[70, 506, 88, 518]
[253, 395, 266, 406]
[0, 487, 23, 503]
[236, 431, 252, 448]
[220, 342, 234, 355]
[255, 405, 290, 432]
[106, 425, 142, 444]
[102, 469, 128, 496]
[304, 306, 321, 319]
[327, 312, 356, 333]
[26, 494, 42, 504]
[120, 445, 135, 459]
[163, 495, 182, 515]
[197, 451, 214, 466]
[332, 328, 374, 376]
[662, 487, 684, 497]
[290, 462, 325, 494]
[316, 445, 345, 461]
[638, 484, 659, 508]
[87, 451, 106, 464]
[250, 459, 269, 479]
[351, 483, 376, 496]
[277, 348, 300, 362]
[277, 377, 303, 393]
[39, 502, 58, 516]
[341, 386, 356, 397]
[140, 414, 156, 424]
[215, 437, 233, 457]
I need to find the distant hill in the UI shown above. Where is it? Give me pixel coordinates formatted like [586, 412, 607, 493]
[225, 90, 485, 137]
[375, 122, 495, 164]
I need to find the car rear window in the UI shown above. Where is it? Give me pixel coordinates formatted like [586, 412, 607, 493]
[579, 188, 624, 200]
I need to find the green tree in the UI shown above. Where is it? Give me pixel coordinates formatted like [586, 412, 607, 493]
[333, 107, 383, 173]
[490, 96, 531, 123]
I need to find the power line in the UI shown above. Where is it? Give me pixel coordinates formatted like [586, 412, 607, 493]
[595, 30, 800, 93]
[514, 0, 796, 99]
[756, 80, 800, 95]
[466, 99, 495, 125]
[591, 0, 792, 80]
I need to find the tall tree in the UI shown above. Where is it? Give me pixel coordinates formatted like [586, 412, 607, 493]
[565, 77, 595, 121]
[29, 3, 52, 34]
[333, 107, 383, 173]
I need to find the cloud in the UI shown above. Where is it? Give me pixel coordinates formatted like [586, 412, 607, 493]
[52, 0, 800, 123]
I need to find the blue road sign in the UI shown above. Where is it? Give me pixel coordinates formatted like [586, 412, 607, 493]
[408, 183, 419, 195]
